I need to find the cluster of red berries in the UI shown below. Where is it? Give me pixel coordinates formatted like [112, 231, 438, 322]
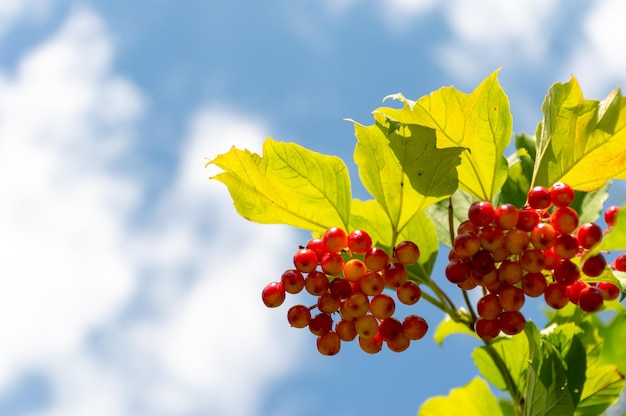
[445, 182, 623, 339]
[261, 227, 428, 355]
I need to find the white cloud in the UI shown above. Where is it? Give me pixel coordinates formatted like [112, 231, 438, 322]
[0, 6, 142, 392]
[437, 0, 560, 81]
[0, 6, 305, 415]
[0, 0, 51, 39]
[564, 0, 626, 98]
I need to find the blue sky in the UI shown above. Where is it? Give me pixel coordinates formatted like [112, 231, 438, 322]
[0, 1, 625, 415]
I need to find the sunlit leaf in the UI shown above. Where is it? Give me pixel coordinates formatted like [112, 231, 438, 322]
[352, 120, 462, 233]
[433, 314, 478, 346]
[569, 181, 610, 225]
[575, 364, 624, 416]
[473, 334, 529, 393]
[533, 77, 626, 191]
[208, 138, 351, 233]
[377, 70, 512, 201]
[597, 311, 626, 374]
[418, 377, 503, 416]
[348, 199, 392, 247]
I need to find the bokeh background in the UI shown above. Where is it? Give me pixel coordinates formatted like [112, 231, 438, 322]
[1, 1, 625, 415]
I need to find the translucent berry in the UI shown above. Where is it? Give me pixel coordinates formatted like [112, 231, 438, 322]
[323, 227, 348, 252]
[262, 282, 286, 308]
[394, 241, 420, 265]
[347, 229, 372, 254]
[468, 201, 496, 227]
[528, 185, 552, 210]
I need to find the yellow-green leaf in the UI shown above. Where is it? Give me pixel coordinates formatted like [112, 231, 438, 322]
[533, 77, 626, 191]
[433, 314, 478, 346]
[419, 377, 503, 416]
[352, 119, 462, 233]
[375, 70, 511, 202]
[208, 138, 351, 233]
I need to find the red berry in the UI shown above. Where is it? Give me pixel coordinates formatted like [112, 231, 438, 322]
[578, 286, 604, 312]
[553, 234, 579, 260]
[454, 232, 481, 258]
[355, 314, 379, 339]
[306, 238, 328, 260]
[521, 272, 548, 297]
[316, 331, 341, 355]
[329, 277, 352, 299]
[317, 292, 341, 314]
[396, 281, 422, 305]
[577, 223, 603, 249]
[544, 282, 570, 309]
[394, 240, 420, 265]
[281, 269, 305, 294]
[304, 271, 330, 296]
[528, 185, 552, 210]
[498, 285, 526, 312]
[458, 220, 479, 235]
[445, 258, 471, 284]
[497, 259, 523, 285]
[468, 201, 496, 227]
[347, 229, 372, 254]
[287, 305, 312, 328]
[478, 225, 505, 252]
[549, 182, 575, 207]
[369, 294, 396, 319]
[320, 251, 345, 276]
[494, 203, 519, 230]
[343, 258, 367, 282]
[386, 333, 410, 353]
[364, 247, 389, 272]
[293, 248, 319, 273]
[530, 223, 556, 250]
[550, 207, 579, 234]
[582, 254, 607, 278]
[335, 319, 357, 341]
[567, 279, 588, 305]
[359, 272, 385, 296]
[402, 315, 428, 340]
[553, 259, 581, 286]
[520, 249, 546, 273]
[499, 311, 526, 335]
[470, 250, 496, 277]
[309, 313, 333, 336]
[477, 293, 502, 320]
[323, 227, 348, 252]
[358, 333, 383, 354]
[262, 282, 286, 308]
[504, 228, 530, 255]
[517, 206, 540, 231]
[378, 317, 403, 342]
[615, 254, 626, 272]
[382, 262, 408, 288]
[344, 292, 369, 318]
[475, 317, 500, 339]
[604, 205, 621, 227]
[598, 281, 620, 301]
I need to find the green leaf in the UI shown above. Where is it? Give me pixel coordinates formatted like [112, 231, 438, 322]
[418, 377, 503, 416]
[208, 138, 351, 233]
[575, 364, 624, 416]
[433, 314, 478, 346]
[352, 119, 462, 233]
[533, 77, 626, 191]
[378, 70, 512, 201]
[527, 347, 576, 416]
[500, 134, 536, 207]
[425, 190, 474, 248]
[563, 336, 587, 406]
[597, 311, 626, 374]
[473, 334, 529, 393]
